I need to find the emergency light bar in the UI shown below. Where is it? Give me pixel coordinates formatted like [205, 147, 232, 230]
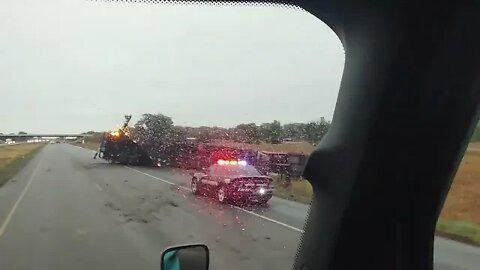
[217, 159, 247, 166]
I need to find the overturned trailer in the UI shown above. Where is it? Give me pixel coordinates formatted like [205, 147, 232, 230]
[97, 115, 154, 166]
[97, 115, 309, 175]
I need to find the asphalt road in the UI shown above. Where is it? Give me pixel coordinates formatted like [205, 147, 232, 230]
[0, 144, 478, 270]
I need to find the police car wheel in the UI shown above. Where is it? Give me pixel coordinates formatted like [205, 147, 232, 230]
[259, 200, 269, 207]
[191, 178, 199, 195]
[217, 187, 227, 203]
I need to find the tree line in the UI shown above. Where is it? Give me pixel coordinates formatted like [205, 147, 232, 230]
[128, 113, 332, 145]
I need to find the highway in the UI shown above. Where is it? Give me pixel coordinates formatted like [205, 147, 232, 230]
[0, 144, 478, 270]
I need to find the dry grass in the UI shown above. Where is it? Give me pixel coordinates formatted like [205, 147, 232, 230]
[435, 146, 480, 244]
[0, 143, 44, 187]
[469, 142, 480, 150]
[440, 148, 480, 224]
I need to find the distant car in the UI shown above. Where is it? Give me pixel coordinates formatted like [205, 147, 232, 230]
[50, 141, 55, 144]
[191, 160, 274, 205]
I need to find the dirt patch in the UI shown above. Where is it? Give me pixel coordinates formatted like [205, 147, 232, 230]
[121, 208, 151, 224]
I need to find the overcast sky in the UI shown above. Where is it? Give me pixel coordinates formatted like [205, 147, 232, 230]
[0, 0, 344, 134]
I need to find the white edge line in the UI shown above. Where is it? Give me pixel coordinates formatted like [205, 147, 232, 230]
[233, 206, 304, 233]
[124, 166, 304, 233]
[0, 153, 44, 237]
[124, 166, 176, 186]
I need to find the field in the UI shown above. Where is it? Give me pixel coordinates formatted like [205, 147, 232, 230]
[0, 143, 45, 187]
[437, 146, 480, 245]
[441, 147, 480, 223]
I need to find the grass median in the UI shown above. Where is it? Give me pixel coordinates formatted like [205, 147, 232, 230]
[0, 143, 45, 187]
[273, 178, 313, 204]
[436, 219, 480, 246]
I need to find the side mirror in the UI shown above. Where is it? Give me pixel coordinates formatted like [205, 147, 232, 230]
[161, 244, 209, 270]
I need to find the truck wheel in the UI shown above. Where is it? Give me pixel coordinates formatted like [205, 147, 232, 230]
[191, 178, 199, 195]
[217, 187, 227, 203]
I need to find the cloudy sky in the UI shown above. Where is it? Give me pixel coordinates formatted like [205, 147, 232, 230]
[0, 0, 344, 134]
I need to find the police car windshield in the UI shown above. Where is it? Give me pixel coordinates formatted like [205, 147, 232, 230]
[212, 164, 263, 176]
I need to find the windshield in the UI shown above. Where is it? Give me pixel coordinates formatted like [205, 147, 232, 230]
[1, 1, 477, 270]
[0, 2, 341, 270]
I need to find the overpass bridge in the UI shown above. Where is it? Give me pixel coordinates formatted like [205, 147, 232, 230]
[0, 134, 90, 140]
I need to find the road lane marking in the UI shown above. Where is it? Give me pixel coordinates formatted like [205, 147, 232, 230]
[0, 153, 44, 238]
[232, 206, 304, 233]
[95, 184, 103, 191]
[124, 166, 304, 233]
[124, 166, 177, 186]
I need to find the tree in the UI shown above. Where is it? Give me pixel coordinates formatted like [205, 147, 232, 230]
[283, 123, 307, 141]
[260, 120, 282, 144]
[134, 113, 174, 139]
[304, 118, 330, 144]
[18, 131, 27, 135]
[235, 123, 260, 144]
[195, 126, 215, 143]
[133, 113, 177, 165]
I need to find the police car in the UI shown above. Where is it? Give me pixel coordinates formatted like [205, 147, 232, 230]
[191, 160, 274, 205]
